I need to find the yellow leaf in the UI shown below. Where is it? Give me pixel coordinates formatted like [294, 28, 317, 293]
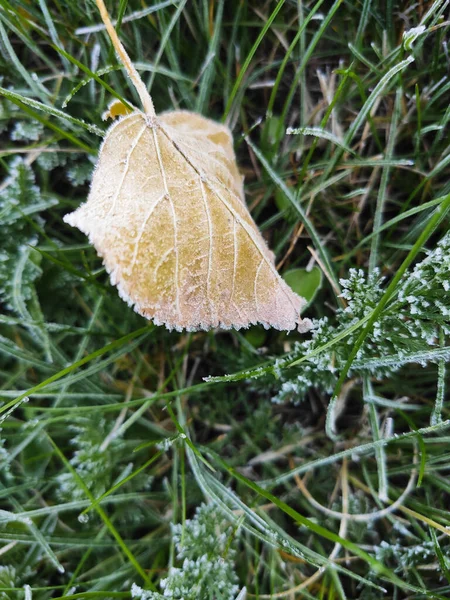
[102, 98, 134, 121]
[63, 0, 311, 333]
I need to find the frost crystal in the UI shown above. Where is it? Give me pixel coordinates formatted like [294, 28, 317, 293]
[10, 120, 44, 141]
[66, 157, 96, 186]
[56, 416, 124, 502]
[374, 539, 449, 572]
[0, 157, 57, 311]
[274, 237, 450, 404]
[132, 503, 239, 600]
[0, 565, 15, 583]
[37, 149, 67, 171]
[403, 25, 426, 50]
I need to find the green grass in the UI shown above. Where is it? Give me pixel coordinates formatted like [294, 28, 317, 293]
[1, 0, 450, 598]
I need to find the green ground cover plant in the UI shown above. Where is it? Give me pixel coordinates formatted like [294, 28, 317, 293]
[1, 0, 450, 598]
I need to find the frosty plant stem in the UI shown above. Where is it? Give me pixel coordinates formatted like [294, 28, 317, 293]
[95, 0, 156, 117]
[326, 193, 450, 439]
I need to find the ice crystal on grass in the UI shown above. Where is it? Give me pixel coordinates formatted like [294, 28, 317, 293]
[374, 539, 450, 572]
[172, 503, 235, 559]
[0, 158, 57, 312]
[401, 233, 450, 329]
[36, 149, 67, 171]
[273, 317, 339, 403]
[131, 584, 161, 600]
[132, 503, 239, 600]
[274, 234, 450, 404]
[403, 25, 426, 50]
[0, 566, 16, 600]
[1, 158, 43, 225]
[0, 431, 12, 483]
[10, 120, 44, 141]
[56, 416, 124, 502]
[66, 157, 95, 186]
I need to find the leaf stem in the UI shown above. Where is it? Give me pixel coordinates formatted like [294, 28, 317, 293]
[95, 0, 156, 118]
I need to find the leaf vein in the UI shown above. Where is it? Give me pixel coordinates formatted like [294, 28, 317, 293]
[254, 259, 264, 315]
[130, 192, 167, 276]
[107, 122, 147, 217]
[159, 125, 298, 314]
[199, 177, 214, 320]
[151, 125, 181, 318]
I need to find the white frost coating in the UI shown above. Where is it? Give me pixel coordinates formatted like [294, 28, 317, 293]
[402, 25, 426, 50]
[235, 587, 247, 600]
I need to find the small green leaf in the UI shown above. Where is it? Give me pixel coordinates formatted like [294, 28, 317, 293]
[283, 266, 322, 307]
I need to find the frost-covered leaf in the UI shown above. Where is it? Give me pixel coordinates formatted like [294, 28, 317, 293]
[65, 111, 310, 331]
[66, 155, 96, 186]
[56, 415, 124, 502]
[403, 25, 426, 50]
[10, 120, 44, 141]
[0, 157, 57, 311]
[273, 232, 450, 404]
[0, 566, 16, 596]
[64, 0, 310, 333]
[131, 503, 239, 600]
[36, 149, 67, 171]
